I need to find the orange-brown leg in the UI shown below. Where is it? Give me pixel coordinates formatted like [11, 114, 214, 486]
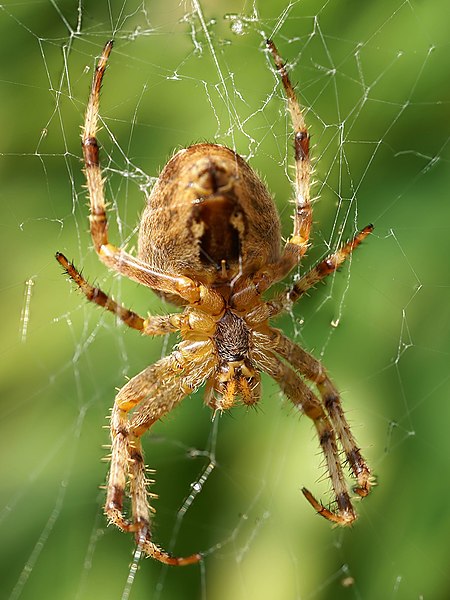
[267, 225, 373, 317]
[255, 349, 357, 524]
[234, 39, 312, 305]
[105, 344, 214, 565]
[286, 224, 373, 305]
[255, 42, 372, 301]
[107, 405, 201, 566]
[274, 332, 373, 498]
[55, 252, 183, 335]
[253, 39, 312, 292]
[80, 42, 223, 315]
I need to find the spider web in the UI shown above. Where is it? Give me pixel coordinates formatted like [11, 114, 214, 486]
[2, 1, 450, 599]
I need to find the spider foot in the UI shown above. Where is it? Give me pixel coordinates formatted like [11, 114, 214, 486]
[135, 527, 202, 566]
[353, 473, 376, 498]
[301, 487, 356, 526]
[105, 501, 136, 533]
[346, 454, 373, 498]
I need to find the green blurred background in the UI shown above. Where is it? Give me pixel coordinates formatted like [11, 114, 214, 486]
[1, 1, 450, 599]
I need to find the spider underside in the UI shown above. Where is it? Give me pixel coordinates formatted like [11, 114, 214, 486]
[56, 39, 374, 566]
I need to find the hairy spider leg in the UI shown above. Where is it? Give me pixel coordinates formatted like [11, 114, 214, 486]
[250, 40, 312, 293]
[230, 39, 313, 309]
[255, 350, 356, 524]
[267, 40, 312, 255]
[81, 41, 223, 315]
[253, 41, 373, 302]
[274, 333, 373, 498]
[289, 225, 373, 305]
[241, 225, 373, 328]
[55, 253, 183, 335]
[106, 344, 214, 565]
[268, 224, 374, 317]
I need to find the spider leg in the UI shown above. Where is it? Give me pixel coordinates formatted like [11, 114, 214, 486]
[274, 332, 372, 497]
[232, 40, 312, 305]
[255, 349, 357, 525]
[288, 224, 373, 304]
[268, 224, 373, 317]
[261, 39, 312, 285]
[81, 42, 223, 315]
[55, 252, 182, 335]
[106, 342, 214, 565]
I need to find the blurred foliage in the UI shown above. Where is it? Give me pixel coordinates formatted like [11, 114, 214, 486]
[1, 1, 450, 599]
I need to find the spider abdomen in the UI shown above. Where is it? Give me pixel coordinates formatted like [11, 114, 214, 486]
[138, 143, 282, 286]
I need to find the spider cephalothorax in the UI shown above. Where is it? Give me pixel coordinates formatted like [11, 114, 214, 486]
[56, 39, 374, 566]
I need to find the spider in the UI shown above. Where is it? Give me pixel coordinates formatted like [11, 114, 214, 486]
[56, 39, 373, 566]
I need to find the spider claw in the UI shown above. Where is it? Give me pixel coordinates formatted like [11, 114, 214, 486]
[301, 487, 356, 526]
[353, 474, 376, 497]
